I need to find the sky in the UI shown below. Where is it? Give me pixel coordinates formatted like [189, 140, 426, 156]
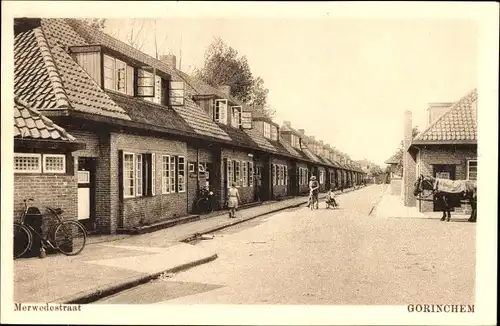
[104, 17, 477, 167]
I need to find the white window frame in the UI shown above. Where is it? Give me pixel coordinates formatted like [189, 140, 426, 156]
[215, 99, 228, 124]
[242, 162, 248, 187]
[189, 163, 195, 173]
[284, 166, 288, 186]
[227, 159, 233, 188]
[123, 152, 135, 198]
[466, 159, 477, 180]
[234, 161, 241, 187]
[42, 154, 66, 174]
[161, 155, 171, 194]
[103, 55, 129, 94]
[136, 154, 143, 197]
[272, 164, 277, 185]
[231, 106, 242, 128]
[14, 153, 42, 173]
[144, 74, 162, 105]
[264, 122, 271, 139]
[271, 126, 278, 141]
[177, 156, 186, 193]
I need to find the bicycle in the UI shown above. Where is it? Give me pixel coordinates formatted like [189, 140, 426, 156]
[196, 187, 215, 214]
[13, 198, 87, 259]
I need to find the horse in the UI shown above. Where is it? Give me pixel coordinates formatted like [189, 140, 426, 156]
[413, 174, 477, 223]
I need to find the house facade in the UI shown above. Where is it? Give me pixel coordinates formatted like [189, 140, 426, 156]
[407, 89, 477, 213]
[13, 18, 366, 235]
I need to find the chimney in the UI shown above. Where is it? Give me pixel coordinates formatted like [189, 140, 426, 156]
[298, 129, 305, 135]
[159, 54, 177, 69]
[427, 102, 452, 126]
[14, 18, 41, 36]
[402, 110, 416, 207]
[218, 85, 231, 97]
[283, 121, 291, 127]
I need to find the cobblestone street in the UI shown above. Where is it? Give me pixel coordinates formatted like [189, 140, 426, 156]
[97, 185, 475, 304]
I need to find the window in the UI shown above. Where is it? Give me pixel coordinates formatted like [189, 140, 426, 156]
[136, 154, 143, 196]
[103, 55, 128, 94]
[234, 161, 241, 187]
[227, 159, 233, 188]
[319, 170, 325, 184]
[144, 74, 162, 105]
[291, 134, 300, 148]
[284, 166, 288, 186]
[263, 122, 271, 139]
[249, 162, 254, 186]
[279, 165, 284, 185]
[467, 160, 477, 180]
[169, 81, 185, 106]
[43, 154, 66, 173]
[162, 155, 171, 194]
[178, 156, 186, 192]
[189, 163, 195, 173]
[215, 99, 228, 124]
[123, 153, 135, 198]
[14, 153, 42, 173]
[242, 162, 248, 187]
[231, 106, 242, 128]
[137, 69, 155, 97]
[271, 126, 278, 141]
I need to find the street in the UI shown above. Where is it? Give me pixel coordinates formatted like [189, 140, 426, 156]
[96, 185, 475, 305]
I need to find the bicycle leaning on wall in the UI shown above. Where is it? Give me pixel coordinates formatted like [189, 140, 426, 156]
[13, 198, 87, 259]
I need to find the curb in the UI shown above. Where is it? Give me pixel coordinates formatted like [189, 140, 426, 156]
[368, 184, 389, 216]
[54, 253, 218, 304]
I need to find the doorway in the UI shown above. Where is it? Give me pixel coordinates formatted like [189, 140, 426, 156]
[77, 157, 96, 231]
[432, 164, 456, 212]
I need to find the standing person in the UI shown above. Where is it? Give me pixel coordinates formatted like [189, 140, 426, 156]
[227, 182, 241, 218]
[307, 175, 320, 209]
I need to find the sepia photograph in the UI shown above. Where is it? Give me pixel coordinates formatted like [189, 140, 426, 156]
[1, 1, 498, 325]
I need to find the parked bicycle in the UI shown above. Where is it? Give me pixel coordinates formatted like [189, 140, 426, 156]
[13, 198, 87, 259]
[196, 187, 215, 214]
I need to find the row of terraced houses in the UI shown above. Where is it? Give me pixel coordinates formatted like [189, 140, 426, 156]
[13, 18, 366, 234]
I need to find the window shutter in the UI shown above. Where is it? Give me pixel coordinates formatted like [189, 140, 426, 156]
[169, 81, 185, 106]
[126, 66, 134, 96]
[118, 150, 124, 200]
[241, 111, 252, 129]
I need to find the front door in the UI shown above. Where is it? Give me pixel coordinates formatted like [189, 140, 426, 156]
[433, 164, 456, 212]
[77, 157, 96, 231]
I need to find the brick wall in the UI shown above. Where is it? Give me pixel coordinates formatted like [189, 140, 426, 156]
[221, 148, 256, 205]
[270, 157, 290, 199]
[186, 145, 214, 213]
[14, 152, 77, 235]
[417, 145, 477, 212]
[111, 132, 188, 230]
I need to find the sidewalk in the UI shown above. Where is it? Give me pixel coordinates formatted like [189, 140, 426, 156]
[14, 186, 363, 304]
[371, 185, 471, 220]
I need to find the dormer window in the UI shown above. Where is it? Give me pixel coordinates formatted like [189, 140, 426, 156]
[214, 99, 228, 124]
[231, 106, 242, 128]
[271, 125, 278, 141]
[263, 122, 271, 139]
[169, 81, 185, 106]
[291, 134, 300, 148]
[143, 74, 162, 105]
[104, 55, 128, 94]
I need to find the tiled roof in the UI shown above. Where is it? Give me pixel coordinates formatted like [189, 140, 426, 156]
[384, 152, 400, 164]
[302, 147, 321, 163]
[217, 123, 260, 150]
[64, 19, 184, 82]
[277, 139, 302, 158]
[243, 129, 277, 153]
[14, 25, 131, 121]
[14, 97, 76, 141]
[105, 92, 196, 136]
[172, 97, 231, 141]
[414, 88, 477, 143]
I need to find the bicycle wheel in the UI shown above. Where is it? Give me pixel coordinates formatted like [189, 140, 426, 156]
[14, 223, 32, 259]
[53, 221, 87, 256]
[196, 198, 207, 213]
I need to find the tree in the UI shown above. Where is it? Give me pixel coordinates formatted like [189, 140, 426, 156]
[81, 18, 106, 30]
[393, 126, 420, 174]
[195, 38, 273, 117]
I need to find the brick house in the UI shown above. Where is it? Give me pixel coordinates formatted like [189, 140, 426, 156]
[408, 88, 477, 213]
[13, 18, 366, 235]
[13, 97, 85, 232]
